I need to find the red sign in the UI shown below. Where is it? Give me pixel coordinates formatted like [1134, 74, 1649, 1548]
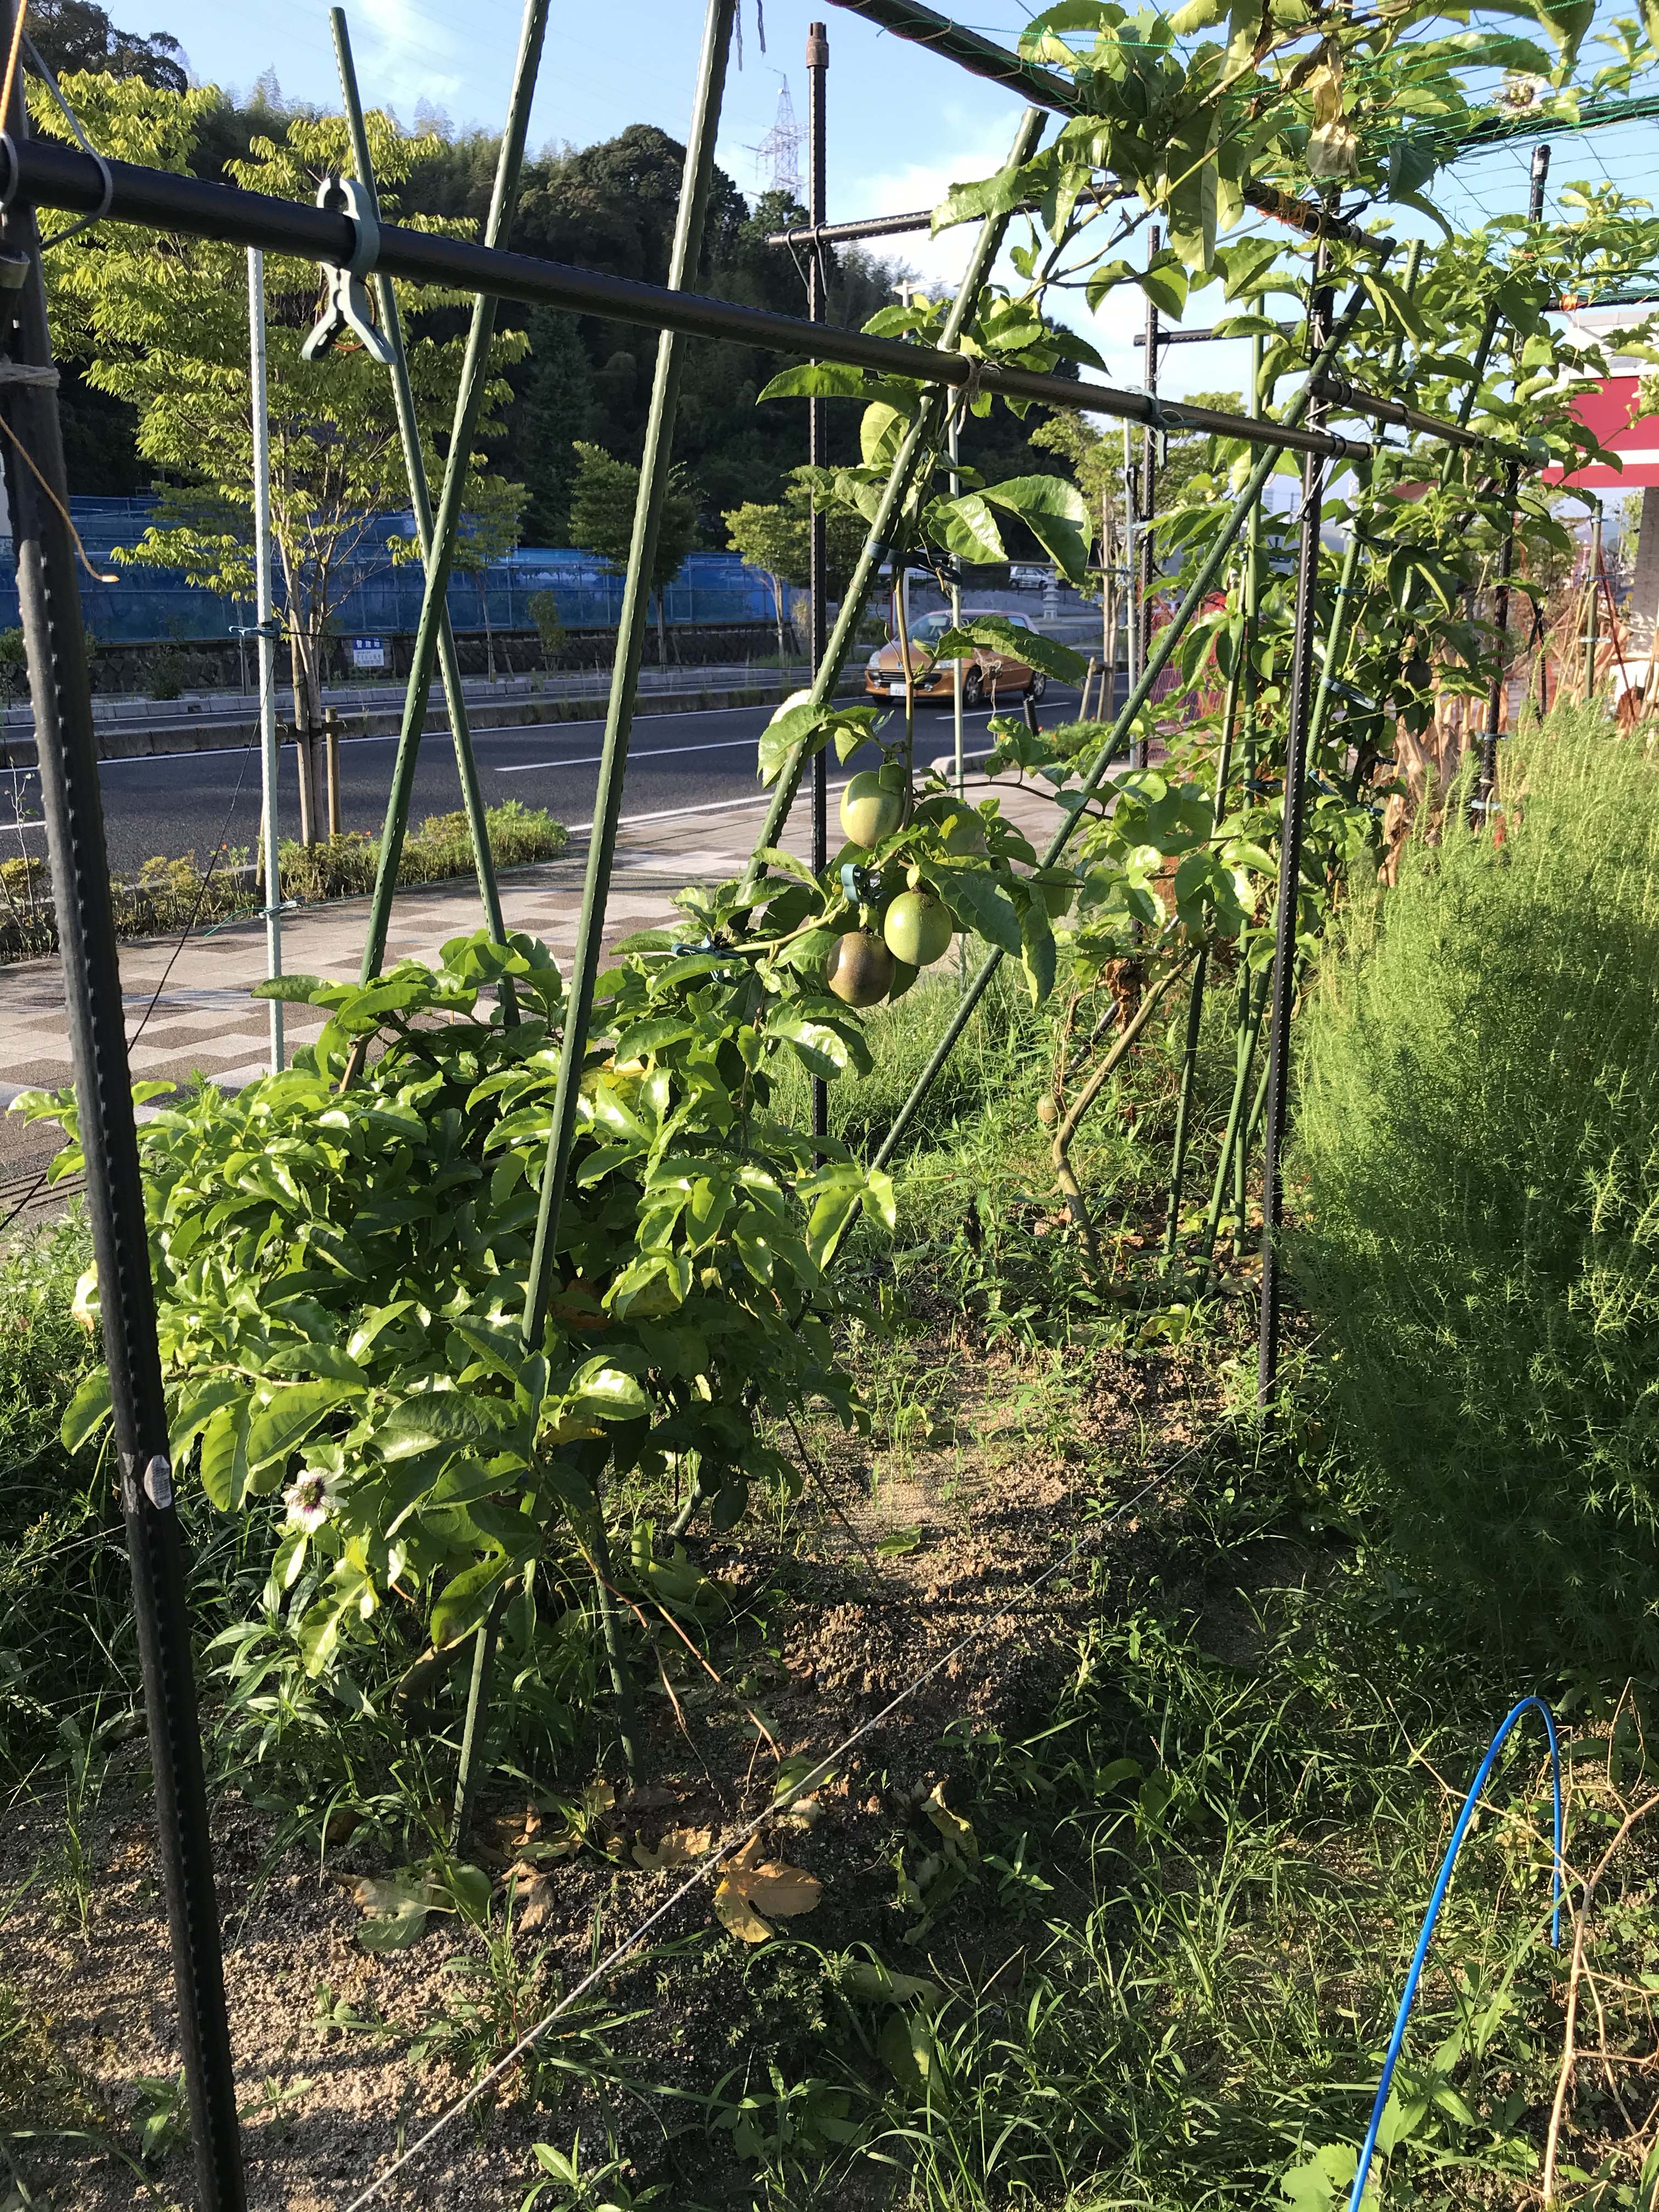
[1544, 374, 1659, 488]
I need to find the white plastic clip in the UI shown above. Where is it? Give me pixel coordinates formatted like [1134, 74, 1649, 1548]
[144, 1454, 174, 1509]
[301, 176, 395, 367]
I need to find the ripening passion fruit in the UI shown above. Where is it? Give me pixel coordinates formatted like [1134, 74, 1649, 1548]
[883, 889, 953, 968]
[913, 792, 986, 855]
[839, 771, 904, 849]
[825, 928, 896, 1006]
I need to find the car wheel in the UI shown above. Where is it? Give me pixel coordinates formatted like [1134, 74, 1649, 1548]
[963, 668, 985, 709]
[1028, 670, 1048, 703]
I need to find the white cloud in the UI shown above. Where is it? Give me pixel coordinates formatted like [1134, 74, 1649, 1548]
[355, 0, 466, 119]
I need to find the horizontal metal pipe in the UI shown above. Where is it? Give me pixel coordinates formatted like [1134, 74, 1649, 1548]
[1312, 370, 1481, 449]
[768, 207, 933, 246]
[823, 0, 1372, 247]
[1135, 323, 1297, 347]
[0, 135, 1375, 465]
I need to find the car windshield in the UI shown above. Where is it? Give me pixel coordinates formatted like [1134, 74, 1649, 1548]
[909, 612, 951, 641]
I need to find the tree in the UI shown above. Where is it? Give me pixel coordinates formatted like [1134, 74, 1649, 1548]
[528, 591, 566, 673]
[35, 76, 524, 792]
[519, 308, 595, 544]
[723, 468, 871, 666]
[568, 441, 696, 667]
[29, 0, 188, 92]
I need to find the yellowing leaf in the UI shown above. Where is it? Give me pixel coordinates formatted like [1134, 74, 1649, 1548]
[633, 1825, 713, 1871]
[923, 1782, 979, 1866]
[713, 1835, 824, 1942]
[714, 1877, 776, 1943]
[739, 1862, 823, 1917]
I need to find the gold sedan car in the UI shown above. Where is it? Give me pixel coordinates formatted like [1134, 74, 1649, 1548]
[864, 608, 1046, 708]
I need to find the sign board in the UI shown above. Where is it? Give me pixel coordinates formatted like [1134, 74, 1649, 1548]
[351, 636, 386, 669]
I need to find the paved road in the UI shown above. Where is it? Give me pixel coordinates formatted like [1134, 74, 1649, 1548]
[0, 688, 1081, 875]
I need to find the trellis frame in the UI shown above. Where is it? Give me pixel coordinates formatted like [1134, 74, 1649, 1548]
[0, 2, 1517, 2201]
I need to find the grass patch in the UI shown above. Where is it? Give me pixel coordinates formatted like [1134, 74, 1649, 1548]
[0, 798, 567, 962]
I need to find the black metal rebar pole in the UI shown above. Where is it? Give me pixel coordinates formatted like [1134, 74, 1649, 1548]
[1133, 227, 1160, 772]
[1256, 281, 1333, 1413]
[0, 25, 245, 2204]
[1478, 144, 1550, 817]
[523, 0, 740, 1347]
[808, 17, 830, 1150]
[331, 7, 515, 1009]
[357, 0, 549, 985]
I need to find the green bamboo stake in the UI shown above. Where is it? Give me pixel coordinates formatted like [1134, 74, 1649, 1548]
[872, 276, 1379, 1176]
[521, 0, 742, 1352]
[742, 104, 1048, 879]
[331, 9, 514, 1013]
[1195, 963, 1268, 1275]
[357, 0, 549, 986]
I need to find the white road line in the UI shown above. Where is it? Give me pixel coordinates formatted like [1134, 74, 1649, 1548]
[498, 734, 760, 775]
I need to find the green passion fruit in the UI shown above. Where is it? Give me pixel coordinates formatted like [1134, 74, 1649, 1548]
[825, 928, 896, 1006]
[913, 792, 986, 855]
[839, 771, 904, 849]
[883, 889, 953, 968]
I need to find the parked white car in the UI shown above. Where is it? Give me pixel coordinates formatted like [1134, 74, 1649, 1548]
[1008, 563, 1050, 591]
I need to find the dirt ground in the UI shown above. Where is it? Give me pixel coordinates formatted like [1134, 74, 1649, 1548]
[0, 1328, 1227, 2212]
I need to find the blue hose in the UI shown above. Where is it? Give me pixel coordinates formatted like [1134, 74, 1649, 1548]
[1346, 1694, 1564, 2212]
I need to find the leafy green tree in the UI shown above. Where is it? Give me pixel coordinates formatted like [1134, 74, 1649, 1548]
[723, 469, 870, 665]
[568, 441, 697, 666]
[528, 590, 567, 672]
[29, 0, 188, 92]
[33, 75, 524, 739]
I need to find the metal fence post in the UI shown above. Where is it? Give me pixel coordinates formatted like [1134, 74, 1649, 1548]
[1256, 284, 1333, 1412]
[247, 247, 284, 1075]
[0, 31, 245, 2204]
[808, 16, 830, 1148]
[1132, 224, 1160, 771]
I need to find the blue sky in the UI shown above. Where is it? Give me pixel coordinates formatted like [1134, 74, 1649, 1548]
[98, 0, 1656, 410]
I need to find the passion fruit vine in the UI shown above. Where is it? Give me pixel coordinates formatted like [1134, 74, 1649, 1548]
[825, 929, 896, 1006]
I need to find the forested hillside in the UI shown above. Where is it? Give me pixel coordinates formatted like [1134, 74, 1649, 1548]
[36, 2, 1064, 546]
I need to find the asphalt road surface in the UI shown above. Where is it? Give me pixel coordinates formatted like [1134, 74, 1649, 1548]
[0, 687, 1083, 875]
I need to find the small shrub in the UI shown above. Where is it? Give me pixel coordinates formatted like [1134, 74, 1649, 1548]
[1291, 709, 1659, 1673]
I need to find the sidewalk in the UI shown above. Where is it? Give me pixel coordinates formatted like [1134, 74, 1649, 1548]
[0, 776, 1062, 1184]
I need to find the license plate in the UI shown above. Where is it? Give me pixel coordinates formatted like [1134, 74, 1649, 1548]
[888, 681, 907, 696]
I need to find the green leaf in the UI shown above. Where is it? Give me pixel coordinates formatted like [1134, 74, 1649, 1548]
[932, 159, 1031, 234]
[377, 1392, 511, 1462]
[932, 615, 1088, 686]
[199, 1398, 252, 1512]
[571, 1365, 650, 1420]
[246, 1383, 348, 1471]
[60, 1368, 112, 1453]
[928, 491, 1007, 567]
[758, 362, 871, 402]
[430, 1553, 515, 1649]
[978, 478, 1092, 586]
[932, 866, 1023, 955]
[860, 400, 911, 469]
[1019, 895, 1057, 1005]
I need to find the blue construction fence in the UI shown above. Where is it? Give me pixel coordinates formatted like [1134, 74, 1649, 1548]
[0, 498, 779, 646]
